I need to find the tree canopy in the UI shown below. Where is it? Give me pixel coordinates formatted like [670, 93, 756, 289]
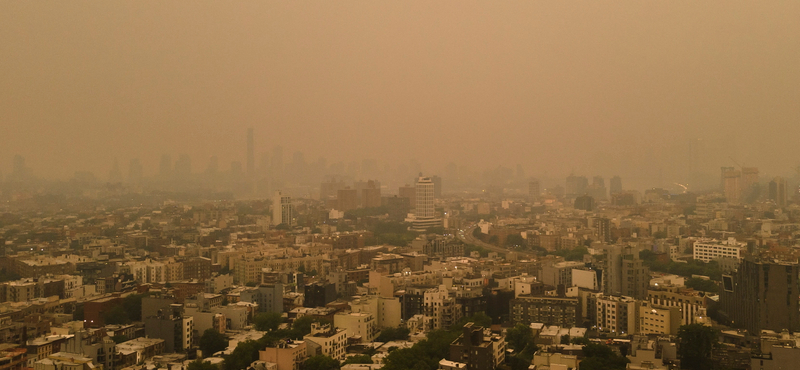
[304, 355, 339, 370]
[253, 312, 285, 332]
[199, 329, 228, 357]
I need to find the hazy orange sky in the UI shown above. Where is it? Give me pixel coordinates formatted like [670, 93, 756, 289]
[2, 1, 799, 187]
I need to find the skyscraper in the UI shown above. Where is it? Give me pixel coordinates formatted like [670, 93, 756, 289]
[431, 175, 442, 198]
[723, 170, 742, 204]
[528, 180, 540, 201]
[610, 176, 622, 194]
[769, 177, 788, 207]
[720, 259, 800, 334]
[159, 154, 173, 180]
[273, 191, 294, 226]
[405, 176, 441, 231]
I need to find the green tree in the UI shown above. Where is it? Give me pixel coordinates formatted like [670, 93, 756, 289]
[571, 337, 590, 345]
[579, 343, 630, 370]
[274, 223, 290, 230]
[376, 327, 410, 342]
[199, 329, 228, 357]
[506, 234, 526, 247]
[677, 324, 718, 370]
[188, 359, 218, 370]
[223, 339, 261, 370]
[104, 305, 131, 325]
[292, 316, 330, 337]
[253, 312, 285, 331]
[453, 313, 492, 330]
[304, 355, 339, 370]
[685, 277, 719, 293]
[342, 354, 372, 365]
[560, 334, 571, 344]
[121, 293, 146, 322]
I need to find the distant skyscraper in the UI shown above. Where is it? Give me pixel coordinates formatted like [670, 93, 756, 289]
[574, 195, 595, 211]
[273, 191, 294, 226]
[565, 175, 588, 198]
[610, 176, 622, 194]
[528, 180, 540, 201]
[399, 185, 416, 209]
[431, 175, 442, 198]
[246, 128, 255, 179]
[723, 170, 742, 204]
[337, 187, 358, 212]
[741, 167, 759, 202]
[405, 176, 441, 231]
[362, 180, 382, 208]
[769, 177, 788, 207]
[720, 166, 735, 192]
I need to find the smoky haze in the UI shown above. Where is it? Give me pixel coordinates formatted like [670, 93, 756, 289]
[2, 1, 800, 191]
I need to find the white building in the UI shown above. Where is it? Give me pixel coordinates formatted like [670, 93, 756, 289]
[349, 295, 402, 329]
[423, 286, 462, 331]
[273, 191, 294, 226]
[303, 323, 347, 361]
[595, 294, 636, 335]
[334, 312, 377, 343]
[572, 269, 600, 291]
[405, 177, 441, 231]
[692, 237, 745, 263]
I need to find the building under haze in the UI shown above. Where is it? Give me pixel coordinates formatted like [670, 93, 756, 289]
[769, 177, 788, 207]
[273, 191, 294, 227]
[610, 176, 622, 195]
[528, 180, 540, 201]
[405, 176, 441, 231]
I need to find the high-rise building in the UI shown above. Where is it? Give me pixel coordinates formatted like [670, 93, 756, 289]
[720, 166, 736, 192]
[610, 176, 622, 194]
[593, 217, 611, 243]
[337, 188, 358, 211]
[723, 170, 742, 204]
[246, 128, 255, 179]
[720, 259, 800, 334]
[528, 180, 540, 201]
[741, 167, 759, 201]
[603, 245, 649, 300]
[432, 175, 442, 198]
[769, 177, 788, 207]
[405, 176, 441, 231]
[574, 195, 595, 211]
[565, 175, 589, 198]
[273, 191, 294, 226]
[362, 180, 382, 208]
[399, 185, 416, 209]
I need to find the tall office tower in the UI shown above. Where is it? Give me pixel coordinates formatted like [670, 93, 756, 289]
[273, 191, 294, 226]
[610, 176, 623, 194]
[320, 177, 346, 200]
[415, 177, 435, 219]
[593, 217, 611, 243]
[246, 128, 255, 179]
[723, 170, 742, 204]
[720, 166, 735, 192]
[769, 177, 788, 207]
[565, 175, 589, 198]
[128, 158, 143, 184]
[589, 176, 607, 200]
[574, 195, 595, 211]
[431, 175, 442, 198]
[603, 245, 649, 300]
[337, 187, 358, 211]
[362, 180, 382, 208]
[720, 259, 800, 334]
[405, 176, 441, 231]
[109, 159, 123, 183]
[399, 185, 416, 209]
[10, 155, 29, 181]
[528, 180, 540, 201]
[159, 154, 173, 180]
[174, 154, 191, 180]
[740, 167, 759, 201]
